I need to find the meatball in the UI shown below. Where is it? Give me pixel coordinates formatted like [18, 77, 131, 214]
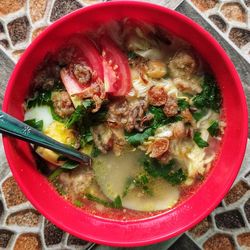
[168, 50, 198, 79]
[172, 121, 186, 139]
[148, 86, 167, 106]
[71, 63, 92, 84]
[163, 95, 178, 117]
[51, 91, 75, 118]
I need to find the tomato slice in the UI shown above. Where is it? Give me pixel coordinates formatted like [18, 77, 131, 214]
[60, 68, 88, 96]
[100, 36, 131, 96]
[69, 36, 104, 81]
[60, 36, 104, 97]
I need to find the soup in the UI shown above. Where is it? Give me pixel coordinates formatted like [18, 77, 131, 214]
[24, 19, 225, 220]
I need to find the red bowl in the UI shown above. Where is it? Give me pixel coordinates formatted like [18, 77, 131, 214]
[2, 1, 248, 247]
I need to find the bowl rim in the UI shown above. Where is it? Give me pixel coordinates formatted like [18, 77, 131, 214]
[2, 0, 248, 247]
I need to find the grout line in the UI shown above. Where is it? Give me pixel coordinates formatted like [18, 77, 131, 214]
[186, 0, 250, 64]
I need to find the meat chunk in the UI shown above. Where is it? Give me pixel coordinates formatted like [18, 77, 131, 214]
[70, 63, 92, 84]
[51, 91, 75, 118]
[91, 124, 126, 155]
[110, 127, 126, 156]
[33, 56, 61, 90]
[148, 86, 167, 106]
[163, 95, 178, 117]
[172, 121, 186, 139]
[146, 138, 169, 158]
[77, 79, 106, 112]
[181, 109, 193, 123]
[58, 168, 94, 197]
[125, 99, 149, 132]
[91, 124, 113, 154]
[107, 98, 151, 132]
[168, 50, 198, 79]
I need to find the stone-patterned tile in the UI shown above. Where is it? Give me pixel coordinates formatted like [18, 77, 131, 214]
[80, 0, 103, 4]
[237, 232, 250, 249]
[44, 220, 64, 246]
[244, 198, 250, 223]
[189, 216, 212, 238]
[67, 234, 89, 246]
[169, 234, 201, 250]
[6, 209, 40, 227]
[0, 0, 25, 16]
[221, 2, 247, 23]
[12, 49, 25, 61]
[0, 51, 15, 107]
[50, 0, 83, 22]
[2, 176, 27, 208]
[215, 210, 245, 229]
[229, 28, 250, 48]
[29, 0, 48, 23]
[32, 26, 47, 40]
[0, 22, 4, 33]
[0, 229, 14, 248]
[224, 180, 250, 205]
[0, 39, 9, 49]
[13, 233, 41, 250]
[208, 15, 227, 32]
[0, 199, 4, 218]
[203, 234, 235, 250]
[190, 0, 218, 11]
[7, 16, 30, 46]
[244, 0, 250, 7]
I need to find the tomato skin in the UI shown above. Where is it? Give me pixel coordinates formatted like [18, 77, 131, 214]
[100, 36, 131, 96]
[60, 68, 88, 96]
[69, 36, 104, 80]
[60, 36, 104, 97]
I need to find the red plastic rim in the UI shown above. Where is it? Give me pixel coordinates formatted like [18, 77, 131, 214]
[2, 1, 248, 247]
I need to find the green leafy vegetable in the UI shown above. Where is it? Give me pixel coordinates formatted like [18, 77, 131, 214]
[66, 105, 87, 128]
[91, 145, 101, 158]
[149, 106, 182, 128]
[123, 174, 152, 197]
[165, 168, 187, 185]
[207, 121, 220, 137]
[113, 196, 122, 208]
[74, 200, 83, 207]
[78, 103, 108, 146]
[48, 168, 64, 182]
[27, 90, 51, 109]
[178, 99, 190, 111]
[192, 109, 207, 121]
[89, 107, 108, 125]
[24, 119, 43, 131]
[127, 51, 138, 60]
[193, 131, 209, 148]
[61, 160, 79, 170]
[26, 89, 67, 123]
[141, 156, 186, 185]
[192, 74, 222, 112]
[85, 194, 122, 208]
[126, 127, 154, 147]
[82, 99, 94, 109]
[126, 107, 182, 146]
[50, 106, 66, 123]
[80, 129, 93, 147]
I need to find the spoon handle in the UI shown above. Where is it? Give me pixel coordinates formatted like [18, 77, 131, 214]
[0, 111, 91, 166]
